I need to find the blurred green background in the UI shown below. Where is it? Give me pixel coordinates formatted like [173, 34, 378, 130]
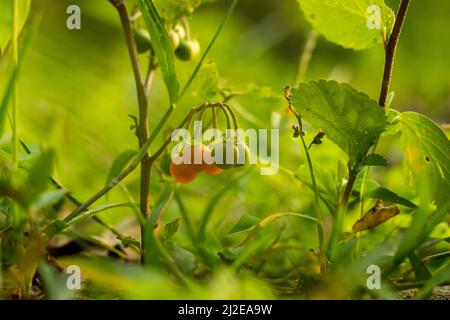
[1, 0, 449, 285]
[2, 0, 447, 236]
[0, 2, 445, 215]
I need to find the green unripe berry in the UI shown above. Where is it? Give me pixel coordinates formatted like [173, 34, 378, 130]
[133, 28, 152, 54]
[175, 39, 200, 61]
[211, 140, 240, 170]
[174, 24, 186, 40]
[168, 30, 181, 50]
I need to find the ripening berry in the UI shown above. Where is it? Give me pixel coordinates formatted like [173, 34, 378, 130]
[170, 159, 198, 183]
[168, 30, 180, 49]
[181, 143, 211, 173]
[204, 164, 223, 176]
[174, 24, 186, 40]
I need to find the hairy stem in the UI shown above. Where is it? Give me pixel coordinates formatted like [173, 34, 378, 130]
[379, 0, 410, 107]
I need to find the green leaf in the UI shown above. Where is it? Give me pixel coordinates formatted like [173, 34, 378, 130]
[119, 236, 141, 251]
[138, 0, 179, 103]
[361, 154, 388, 167]
[290, 80, 388, 164]
[190, 60, 221, 104]
[105, 150, 136, 184]
[298, 0, 395, 50]
[397, 112, 450, 207]
[154, 0, 202, 24]
[408, 252, 431, 281]
[0, 0, 31, 52]
[368, 187, 417, 209]
[228, 214, 260, 234]
[161, 218, 180, 242]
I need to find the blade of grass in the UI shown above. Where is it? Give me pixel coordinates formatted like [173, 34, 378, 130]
[137, 0, 179, 103]
[415, 261, 450, 300]
[0, 13, 41, 138]
[63, 230, 128, 260]
[11, 0, 19, 165]
[408, 252, 432, 281]
[236, 212, 317, 247]
[45, 203, 132, 236]
[68, 203, 132, 226]
[394, 200, 450, 266]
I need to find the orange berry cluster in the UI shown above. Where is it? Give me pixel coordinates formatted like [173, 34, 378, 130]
[169, 144, 223, 183]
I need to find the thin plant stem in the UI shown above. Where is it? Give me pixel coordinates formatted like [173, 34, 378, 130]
[331, 0, 411, 262]
[110, 0, 153, 263]
[299, 128, 327, 271]
[11, 0, 19, 165]
[115, 1, 151, 222]
[285, 88, 326, 271]
[357, 0, 411, 256]
[379, 0, 410, 107]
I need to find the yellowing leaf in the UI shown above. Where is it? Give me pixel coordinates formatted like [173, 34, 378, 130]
[352, 200, 400, 233]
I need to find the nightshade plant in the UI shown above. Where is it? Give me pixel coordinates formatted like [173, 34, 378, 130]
[0, 0, 449, 300]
